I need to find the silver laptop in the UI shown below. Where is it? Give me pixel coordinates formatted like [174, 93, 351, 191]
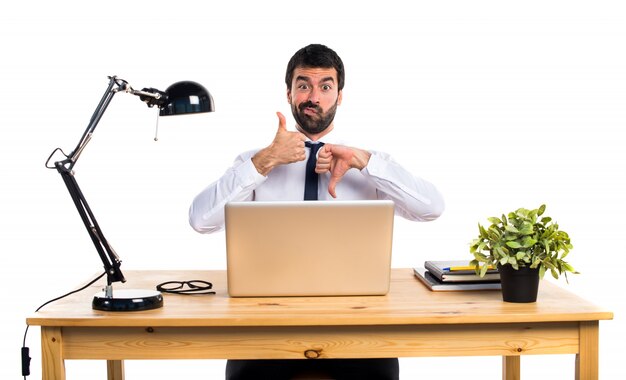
[224, 200, 395, 297]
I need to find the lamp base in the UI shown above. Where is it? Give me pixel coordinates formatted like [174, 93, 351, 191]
[92, 289, 163, 311]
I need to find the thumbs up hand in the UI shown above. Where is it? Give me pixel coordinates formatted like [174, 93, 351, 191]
[252, 112, 307, 176]
[271, 112, 308, 163]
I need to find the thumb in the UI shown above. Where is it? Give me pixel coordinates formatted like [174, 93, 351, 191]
[328, 177, 338, 198]
[276, 112, 287, 132]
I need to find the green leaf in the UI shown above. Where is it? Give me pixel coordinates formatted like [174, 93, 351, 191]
[488, 217, 501, 225]
[550, 268, 559, 279]
[538, 204, 546, 216]
[562, 262, 576, 273]
[543, 260, 556, 270]
[539, 265, 546, 279]
[520, 236, 537, 248]
[519, 222, 534, 235]
[480, 264, 489, 277]
[469, 260, 480, 274]
[516, 208, 529, 219]
[506, 241, 522, 249]
[488, 229, 501, 240]
[505, 225, 520, 234]
[472, 252, 489, 262]
[479, 224, 488, 238]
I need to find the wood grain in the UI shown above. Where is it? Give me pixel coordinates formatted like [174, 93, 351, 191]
[41, 327, 65, 380]
[503, 356, 520, 380]
[28, 269, 613, 380]
[60, 322, 580, 360]
[106, 360, 124, 380]
[576, 320, 599, 380]
[28, 269, 613, 328]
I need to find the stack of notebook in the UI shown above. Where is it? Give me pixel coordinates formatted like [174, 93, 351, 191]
[413, 260, 501, 291]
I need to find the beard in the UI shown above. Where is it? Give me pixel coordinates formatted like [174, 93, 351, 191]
[291, 100, 338, 135]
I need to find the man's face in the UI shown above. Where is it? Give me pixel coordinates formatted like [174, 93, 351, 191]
[287, 66, 342, 137]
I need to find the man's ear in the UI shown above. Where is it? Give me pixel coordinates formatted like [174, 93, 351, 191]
[286, 88, 292, 104]
[337, 90, 343, 106]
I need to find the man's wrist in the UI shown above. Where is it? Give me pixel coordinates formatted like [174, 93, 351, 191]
[351, 147, 371, 170]
[251, 148, 274, 176]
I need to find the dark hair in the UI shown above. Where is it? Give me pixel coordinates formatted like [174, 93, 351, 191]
[285, 44, 345, 91]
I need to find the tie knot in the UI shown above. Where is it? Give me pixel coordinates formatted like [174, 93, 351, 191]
[305, 141, 325, 154]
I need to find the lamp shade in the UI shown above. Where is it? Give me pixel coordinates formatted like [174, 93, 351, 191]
[159, 81, 215, 116]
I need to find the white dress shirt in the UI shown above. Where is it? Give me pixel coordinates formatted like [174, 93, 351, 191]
[189, 137, 445, 234]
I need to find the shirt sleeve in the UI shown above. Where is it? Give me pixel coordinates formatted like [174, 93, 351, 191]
[362, 151, 445, 222]
[189, 152, 265, 233]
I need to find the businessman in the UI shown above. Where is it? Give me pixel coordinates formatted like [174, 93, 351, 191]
[189, 43, 444, 380]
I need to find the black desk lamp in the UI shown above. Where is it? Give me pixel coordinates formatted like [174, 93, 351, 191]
[45, 75, 214, 311]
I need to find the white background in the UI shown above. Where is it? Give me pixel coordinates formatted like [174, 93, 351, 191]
[2, 1, 624, 379]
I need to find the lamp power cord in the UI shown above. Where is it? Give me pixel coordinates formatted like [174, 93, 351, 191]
[21, 272, 106, 379]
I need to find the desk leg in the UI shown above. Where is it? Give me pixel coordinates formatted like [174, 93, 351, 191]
[576, 321, 599, 380]
[502, 356, 520, 380]
[41, 327, 66, 380]
[107, 360, 125, 380]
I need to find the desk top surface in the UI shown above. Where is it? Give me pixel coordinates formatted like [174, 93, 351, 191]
[27, 269, 613, 327]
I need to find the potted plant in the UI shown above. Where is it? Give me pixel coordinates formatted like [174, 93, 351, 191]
[469, 204, 577, 302]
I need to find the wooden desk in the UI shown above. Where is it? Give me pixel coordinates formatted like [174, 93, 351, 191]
[27, 269, 613, 380]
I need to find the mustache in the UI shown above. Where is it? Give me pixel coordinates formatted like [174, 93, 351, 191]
[298, 101, 321, 112]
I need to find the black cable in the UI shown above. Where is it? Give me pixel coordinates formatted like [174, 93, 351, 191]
[22, 271, 107, 379]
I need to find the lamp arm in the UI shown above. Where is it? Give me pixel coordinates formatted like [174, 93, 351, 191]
[67, 76, 123, 165]
[47, 75, 130, 286]
[55, 163, 126, 285]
